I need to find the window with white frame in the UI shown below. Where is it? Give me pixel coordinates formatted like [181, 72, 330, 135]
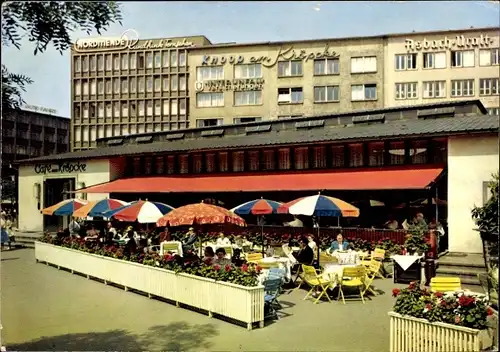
[351, 84, 377, 101]
[263, 150, 275, 170]
[314, 86, 340, 102]
[197, 118, 223, 128]
[146, 53, 153, 68]
[154, 100, 161, 115]
[451, 79, 474, 97]
[105, 54, 112, 71]
[82, 126, 89, 142]
[313, 146, 326, 168]
[113, 78, 120, 93]
[233, 117, 262, 124]
[146, 77, 153, 92]
[232, 151, 245, 172]
[196, 92, 224, 107]
[395, 53, 417, 70]
[248, 151, 259, 171]
[234, 91, 262, 106]
[351, 56, 377, 73]
[105, 79, 112, 94]
[162, 77, 169, 92]
[423, 52, 447, 69]
[179, 99, 186, 115]
[129, 53, 136, 69]
[170, 52, 178, 67]
[368, 142, 384, 166]
[105, 103, 112, 117]
[113, 102, 120, 117]
[294, 147, 309, 170]
[154, 77, 161, 92]
[451, 50, 475, 68]
[277, 61, 303, 77]
[90, 79, 96, 95]
[138, 101, 145, 116]
[170, 75, 178, 90]
[82, 57, 89, 72]
[154, 52, 161, 68]
[82, 81, 89, 96]
[423, 81, 446, 98]
[122, 102, 129, 117]
[480, 48, 500, 66]
[171, 100, 178, 114]
[348, 144, 363, 167]
[82, 104, 89, 118]
[74, 57, 81, 72]
[97, 55, 104, 71]
[146, 101, 153, 116]
[179, 52, 186, 67]
[234, 63, 262, 78]
[479, 78, 499, 96]
[313, 58, 339, 75]
[90, 56, 96, 71]
[98, 80, 104, 94]
[218, 152, 228, 172]
[121, 79, 128, 93]
[121, 54, 128, 70]
[278, 148, 290, 170]
[277, 114, 304, 119]
[98, 125, 104, 139]
[74, 81, 81, 96]
[488, 107, 500, 115]
[179, 75, 186, 91]
[98, 103, 104, 117]
[196, 66, 224, 81]
[129, 77, 136, 93]
[278, 87, 303, 103]
[113, 54, 120, 70]
[138, 77, 145, 93]
[395, 82, 418, 100]
[163, 100, 169, 115]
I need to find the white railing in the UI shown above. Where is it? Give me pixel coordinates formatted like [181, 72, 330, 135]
[389, 311, 494, 352]
[35, 242, 265, 330]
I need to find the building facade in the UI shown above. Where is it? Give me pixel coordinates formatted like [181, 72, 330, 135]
[71, 32, 211, 151]
[16, 100, 499, 254]
[384, 27, 500, 115]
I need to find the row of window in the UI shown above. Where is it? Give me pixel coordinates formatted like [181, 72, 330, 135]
[195, 83, 378, 107]
[125, 139, 446, 176]
[73, 122, 190, 142]
[395, 78, 499, 100]
[73, 99, 187, 119]
[394, 48, 499, 70]
[74, 51, 187, 73]
[74, 75, 187, 96]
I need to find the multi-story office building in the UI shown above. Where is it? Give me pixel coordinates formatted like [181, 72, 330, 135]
[70, 27, 499, 149]
[70, 33, 211, 151]
[384, 27, 499, 115]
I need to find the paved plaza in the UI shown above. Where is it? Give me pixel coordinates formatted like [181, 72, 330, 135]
[2, 249, 407, 351]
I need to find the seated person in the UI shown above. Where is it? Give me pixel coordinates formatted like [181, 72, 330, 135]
[307, 235, 317, 251]
[182, 227, 198, 252]
[292, 237, 314, 265]
[216, 232, 231, 246]
[203, 246, 215, 265]
[329, 233, 350, 252]
[214, 247, 232, 266]
[85, 225, 99, 241]
[123, 231, 137, 256]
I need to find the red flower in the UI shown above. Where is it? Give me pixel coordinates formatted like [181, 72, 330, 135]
[408, 282, 416, 290]
[454, 315, 461, 324]
[440, 300, 447, 307]
[425, 303, 433, 310]
[224, 264, 232, 272]
[255, 265, 262, 273]
[487, 307, 494, 316]
[241, 264, 248, 272]
[458, 295, 475, 307]
[392, 288, 401, 297]
[435, 292, 443, 298]
[214, 264, 221, 271]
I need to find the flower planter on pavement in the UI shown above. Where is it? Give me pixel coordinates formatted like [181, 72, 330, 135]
[388, 311, 493, 352]
[35, 241, 265, 330]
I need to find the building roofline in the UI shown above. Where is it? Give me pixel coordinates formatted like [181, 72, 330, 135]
[5, 108, 69, 121]
[189, 26, 499, 50]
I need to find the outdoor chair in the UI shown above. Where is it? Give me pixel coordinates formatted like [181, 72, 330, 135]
[319, 252, 339, 265]
[338, 265, 367, 304]
[268, 267, 288, 285]
[246, 253, 263, 263]
[151, 241, 183, 257]
[300, 265, 333, 304]
[217, 245, 233, 259]
[363, 260, 381, 296]
[430, 277, 462, 293]
[264, 277, 283, 319]
[361, 248, 385, 278]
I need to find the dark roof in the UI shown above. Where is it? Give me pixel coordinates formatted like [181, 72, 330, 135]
[19, 113, 499, 165]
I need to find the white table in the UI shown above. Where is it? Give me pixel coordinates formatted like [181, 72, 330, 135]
[331, 251, 361, 265]
[321, 263, 359, 288]
[391, 254, 425, 285]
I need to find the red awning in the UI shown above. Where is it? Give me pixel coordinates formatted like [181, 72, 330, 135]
[79, 167, 443, 193]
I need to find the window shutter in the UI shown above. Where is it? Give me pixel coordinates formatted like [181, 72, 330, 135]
[479, 50, 491, 66]
[435, 52, 446, 68]
[463, 51, 475, 67]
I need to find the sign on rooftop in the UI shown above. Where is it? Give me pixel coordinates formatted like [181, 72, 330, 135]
[24, 104, 58, 115]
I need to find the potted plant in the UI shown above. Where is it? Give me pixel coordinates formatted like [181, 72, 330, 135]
[404, 223, 430, 256]
[389, 282, 495, 351]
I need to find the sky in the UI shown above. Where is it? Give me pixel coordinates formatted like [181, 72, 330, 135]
[2, 1, 499, 118]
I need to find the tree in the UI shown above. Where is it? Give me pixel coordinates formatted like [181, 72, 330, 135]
[472, 173, 499, 236]
[1, 1, 122, 111]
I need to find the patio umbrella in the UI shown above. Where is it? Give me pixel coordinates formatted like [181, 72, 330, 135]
[103, 200, 174, 223]
[42, 198, 87, 216]
[73, 198, 128, 218]
[278, 193, 360, 265]
[230, 198, 283, 255]
[352, 199, 385, 207]
[157, 202, 246, 256]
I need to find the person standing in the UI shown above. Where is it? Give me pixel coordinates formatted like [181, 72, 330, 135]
[69, 218, 81, 238]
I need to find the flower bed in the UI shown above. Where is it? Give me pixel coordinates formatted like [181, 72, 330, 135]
[389, 282, 495, 351]
[35, 239, 265, 330]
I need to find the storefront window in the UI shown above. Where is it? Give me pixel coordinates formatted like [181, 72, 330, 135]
[179, 155, 189, 174]
[278, 148, 290, 170]
[218, 152, 228, 172]
[389, 141, 405, 165]
[411, 140, 428, 164]
[166, 156, 175, 174]
[205, 153, 215, 173]
[433, 139, 447, 164]
[232, 151, 244, 172]
[144, 157, 153, 175]
[263, 150, 275, 170]
[133, 157, 141, 176]
[294, 147, 309, 170]
[348, 144, 363, 167]
[192, 154, 202, 173]
[313, 146, 326, 168]
[331, 145, 345, 168]
[155, 156, 164, 174]
[248, 151, 259, 171]
[368, 142, 384, 166]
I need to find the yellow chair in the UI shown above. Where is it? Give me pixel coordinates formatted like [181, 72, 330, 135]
[246, 253, 263, 263]
[361, 248, 385, 278]
[319, 252, 339, 265]
[430, 277, 462, 293]
[338, 265, 367, 304]
[363, 260, 382, 296]
[300, 265, 333, 304]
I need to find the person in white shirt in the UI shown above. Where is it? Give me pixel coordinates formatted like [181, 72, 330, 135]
[69, 219, 81, 238]
[216, 232, 231, 246]
[307, 235, 317, 251]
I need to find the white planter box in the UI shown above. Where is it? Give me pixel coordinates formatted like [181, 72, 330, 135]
[35, 242, 265, 329]
[389, 311, 493, 352]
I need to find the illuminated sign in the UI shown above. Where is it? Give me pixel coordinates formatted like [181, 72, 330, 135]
[201, 45, 339, 67]
[24, 104, 58, 115]
[74, 29, 194, 52]
[34, 162, 87, 174]
[195, 79, 265, 92]
[405, 34, 494, 52]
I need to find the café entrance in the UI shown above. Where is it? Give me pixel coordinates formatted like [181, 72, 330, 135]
[43, 177, 75, 232]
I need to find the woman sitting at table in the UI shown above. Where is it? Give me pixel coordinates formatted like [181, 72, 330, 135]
[203, 246, 216, 265]
[214, 247, 232, 266]
[329, 233, 350, 252]
[293, 237, 314, 265]
[123, 231, 137, 256]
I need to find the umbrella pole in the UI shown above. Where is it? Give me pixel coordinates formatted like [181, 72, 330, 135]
[261, 216, 265, 256]
[317, 216, 321, 267]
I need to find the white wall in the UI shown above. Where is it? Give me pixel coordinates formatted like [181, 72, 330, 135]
[18, 159, 111, 232]
[448, 135, 499, 253]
